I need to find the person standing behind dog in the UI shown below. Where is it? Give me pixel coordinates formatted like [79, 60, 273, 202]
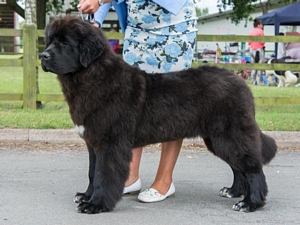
[78, 0, 198, 203]
[248, 19, 265, 85]
[277, 32, 289, 60]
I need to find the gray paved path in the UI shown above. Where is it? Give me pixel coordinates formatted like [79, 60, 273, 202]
[1, 147, 300, 225]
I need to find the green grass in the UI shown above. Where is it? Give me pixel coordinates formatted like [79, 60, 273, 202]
[255, 104, 300, 130]
[0, 102, 72, 129]
[0, 66, 71, 129]
[0, 66, 300, 130]
[249, 84, 300, 97]
[0, 66, 62, 94]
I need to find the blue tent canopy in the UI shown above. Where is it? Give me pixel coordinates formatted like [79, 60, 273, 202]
[257, 2, 300, 35]
[256, 2, 300, 58]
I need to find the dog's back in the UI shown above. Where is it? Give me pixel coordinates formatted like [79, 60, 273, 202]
[133, 65, 255, 147]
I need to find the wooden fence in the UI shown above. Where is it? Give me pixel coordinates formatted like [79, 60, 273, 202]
[1, 26, 300, 109]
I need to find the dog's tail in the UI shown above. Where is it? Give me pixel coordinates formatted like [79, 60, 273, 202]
[260, 132, 277, 165]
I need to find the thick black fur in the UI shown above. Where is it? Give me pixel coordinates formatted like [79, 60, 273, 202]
[41, 17, 277, 214]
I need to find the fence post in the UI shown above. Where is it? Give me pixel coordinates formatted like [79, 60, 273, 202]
[22, 24, 37, 109]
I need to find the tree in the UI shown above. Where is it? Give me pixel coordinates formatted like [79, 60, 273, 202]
[217, 0, 299, 25]
[196, 7, 209, 17]
[24, 0, 36, 23]
[45, 0, 65, 15]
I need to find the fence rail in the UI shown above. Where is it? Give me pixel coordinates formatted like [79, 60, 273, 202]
[1, 27, 300, 109]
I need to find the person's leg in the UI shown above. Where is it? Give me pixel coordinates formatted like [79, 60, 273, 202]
[125, 147, 143, 187]
[150, 138, 183, 195]
[257, 49, 265, 85]
[250, 49, 257, 85]
[256, 70, 262, 85]
[251, 70, 257, 85]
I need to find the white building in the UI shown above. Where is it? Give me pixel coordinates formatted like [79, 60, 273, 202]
[196, 1, 299, 54]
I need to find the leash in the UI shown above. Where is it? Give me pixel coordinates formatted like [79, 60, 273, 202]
[78, 10, 95, 24]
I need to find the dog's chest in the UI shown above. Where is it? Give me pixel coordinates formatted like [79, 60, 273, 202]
[75, 124, 85, 138]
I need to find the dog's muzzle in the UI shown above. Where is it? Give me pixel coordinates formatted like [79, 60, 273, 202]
[40, 51, 50, 72]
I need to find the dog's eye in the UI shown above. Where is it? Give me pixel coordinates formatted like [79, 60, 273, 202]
[62, 41, 69, 46]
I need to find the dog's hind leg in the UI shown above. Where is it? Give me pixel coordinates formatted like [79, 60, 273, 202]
[219, 167, 246, 198]
[74, 144, 95, 203]
[203, 138, 246, 198]
[230, 131, 276, 211]
[203, 137, 216, 154]
[209, 135, 268, 212]
[233, 170, 268, 212]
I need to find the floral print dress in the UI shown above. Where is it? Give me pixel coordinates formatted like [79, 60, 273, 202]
[123, 0, 198, 73]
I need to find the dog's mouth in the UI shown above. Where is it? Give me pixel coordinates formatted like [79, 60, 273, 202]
[41, 61, 58, 74]
[41, 60, 50, 72]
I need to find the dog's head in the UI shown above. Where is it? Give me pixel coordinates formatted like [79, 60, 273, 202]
[41, 17, 107, 75]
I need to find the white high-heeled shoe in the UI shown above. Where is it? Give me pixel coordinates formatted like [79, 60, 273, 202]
[138, 182, 175, 203]
[123, 178, 141, 195]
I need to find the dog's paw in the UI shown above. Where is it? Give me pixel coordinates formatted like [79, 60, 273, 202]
[77, 201, 107, 214]
[74, 192, 91, 203]
[232, 201, 250, 212]
[232, 200, 264, 212]
[219, 187, 243, 198]
[220, 187, 234, 198]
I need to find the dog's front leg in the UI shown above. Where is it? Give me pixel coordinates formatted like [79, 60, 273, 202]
[77, 143, 131, 214]
[74, 144, 95, 203]
[77, 149, 106, 214]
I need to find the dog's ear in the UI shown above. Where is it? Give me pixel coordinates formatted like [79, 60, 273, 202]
[79, 31, 105, 68]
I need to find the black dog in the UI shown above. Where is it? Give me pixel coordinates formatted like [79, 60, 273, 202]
[41, 17, 277, 214]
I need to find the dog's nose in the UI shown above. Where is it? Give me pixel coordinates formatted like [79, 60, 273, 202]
[41, 52, 50, 60]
